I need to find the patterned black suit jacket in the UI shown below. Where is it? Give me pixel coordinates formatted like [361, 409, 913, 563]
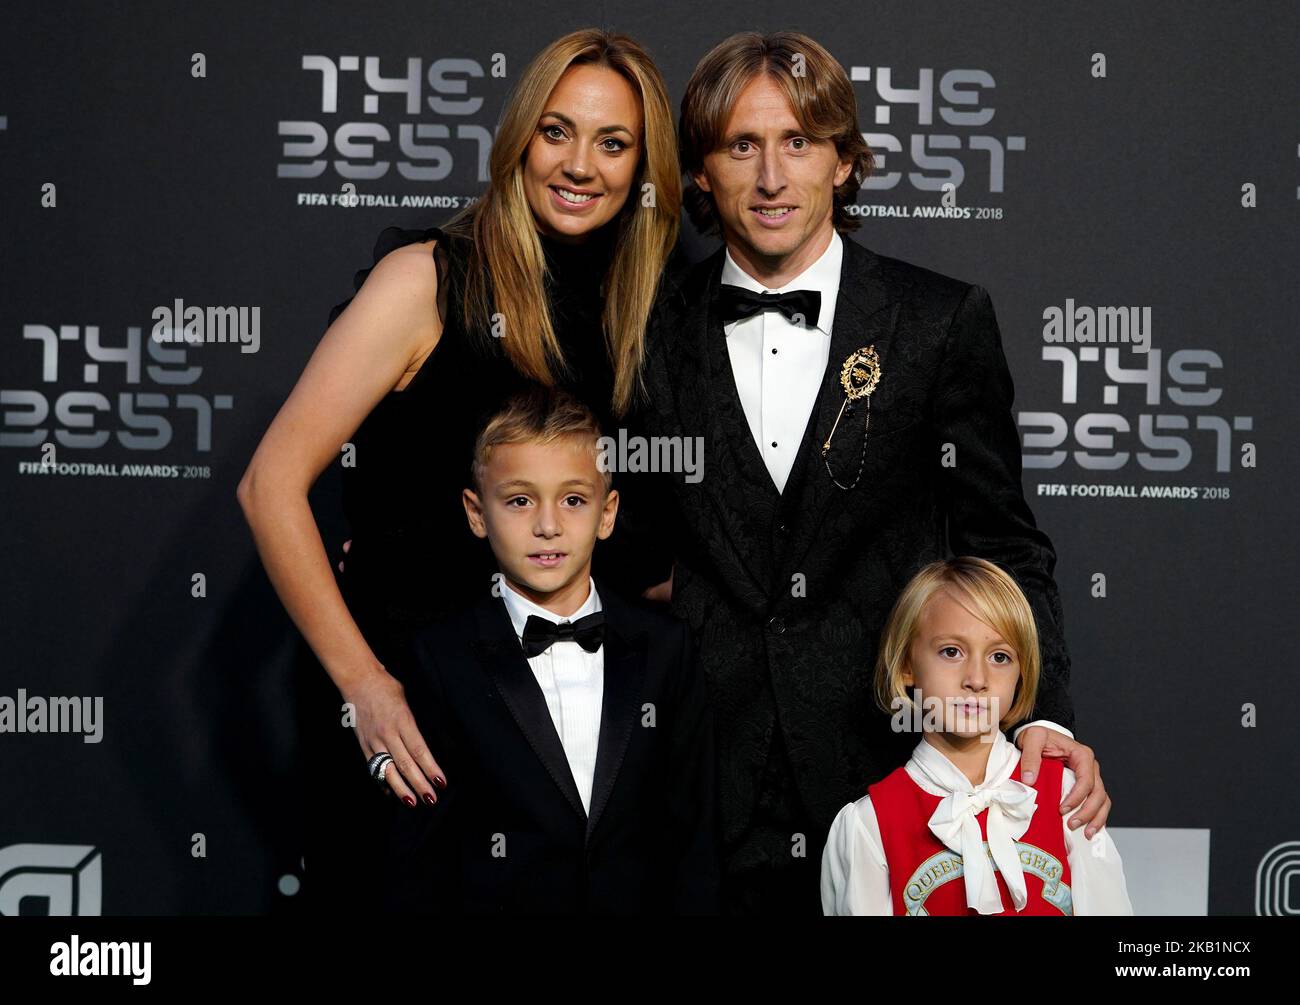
[626, 233, 1074, 853]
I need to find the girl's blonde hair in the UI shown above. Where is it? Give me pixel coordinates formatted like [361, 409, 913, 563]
[444, 28, 680, 419]
[873, 557, 1040, 729]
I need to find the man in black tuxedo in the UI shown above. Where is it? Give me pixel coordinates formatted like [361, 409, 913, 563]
[629, 31, 1112, 914]
[383, 388, 719, 914]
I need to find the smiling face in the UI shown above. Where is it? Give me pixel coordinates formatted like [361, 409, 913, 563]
[522, 62, 643, 244]
[902, 589, 1022, 741]
[692, 73, 853, 282]
[463, 435, 618, 613]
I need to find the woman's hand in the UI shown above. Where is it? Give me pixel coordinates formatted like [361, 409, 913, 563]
[341, 669, 447, 809]
[641, 565, 674, 604]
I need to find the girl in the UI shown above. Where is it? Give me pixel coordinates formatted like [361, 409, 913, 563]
[237, 29, 681, 912]
[821, 557, 1133, 915]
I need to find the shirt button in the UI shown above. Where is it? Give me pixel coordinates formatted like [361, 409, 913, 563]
[768, 616, 785, 635]
[771, 441, 778, 449]
[771, 347, 778, 354]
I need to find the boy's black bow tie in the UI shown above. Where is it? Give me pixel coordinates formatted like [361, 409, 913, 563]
[521, 611, 605, 657]
[717, 284, 821, 327]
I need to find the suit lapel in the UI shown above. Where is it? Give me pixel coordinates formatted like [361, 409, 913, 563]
[472, 597, 586, 822]
[780, 237, 912, 578]
[664, 251, 777, 602]
[702, 281, 784, 503]
[585, 580, 647, 840]
[470, 583, 649, 841]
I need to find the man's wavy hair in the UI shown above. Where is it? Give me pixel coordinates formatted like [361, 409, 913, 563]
[679, 30, 875, 237]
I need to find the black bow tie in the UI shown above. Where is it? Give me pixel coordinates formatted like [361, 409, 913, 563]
[521, 611, 605, 657]
[718, 284, 821, 327]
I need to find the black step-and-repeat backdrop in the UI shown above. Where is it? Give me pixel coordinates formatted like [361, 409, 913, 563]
[2, 1, 1296, 916]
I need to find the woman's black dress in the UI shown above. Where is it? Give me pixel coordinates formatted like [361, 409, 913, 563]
[293, 218, 654, 913]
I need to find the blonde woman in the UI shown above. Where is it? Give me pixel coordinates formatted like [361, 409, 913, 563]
[237, 29, 680, 912]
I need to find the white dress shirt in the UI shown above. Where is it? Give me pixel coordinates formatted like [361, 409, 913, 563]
[499, 576, 604, 815]
[820, 729, 1134, 915]
[721, 229, 843, 494]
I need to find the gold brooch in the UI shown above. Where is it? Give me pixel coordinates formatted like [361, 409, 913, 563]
[821, 345, 881, 490]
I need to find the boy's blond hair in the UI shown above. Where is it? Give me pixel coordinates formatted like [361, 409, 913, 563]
[873, 557, 1040, 729]
[470, 386, 612, 494]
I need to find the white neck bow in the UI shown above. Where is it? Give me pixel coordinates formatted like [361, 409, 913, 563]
[910, 734, 1038, 914]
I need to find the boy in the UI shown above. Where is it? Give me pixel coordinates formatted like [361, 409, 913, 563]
[383, 386, 720, 914]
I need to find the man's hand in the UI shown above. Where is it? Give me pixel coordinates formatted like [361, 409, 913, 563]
[1015, 725, 1111, 839]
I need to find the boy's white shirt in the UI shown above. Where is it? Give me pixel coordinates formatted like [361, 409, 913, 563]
[819, 729, 1134, 916]
[499, 575, 604, 815]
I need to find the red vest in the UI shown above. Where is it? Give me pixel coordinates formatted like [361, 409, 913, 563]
[868, 754, 1073, 916]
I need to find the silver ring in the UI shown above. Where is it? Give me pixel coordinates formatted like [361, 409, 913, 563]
[367, 752, 394, 787]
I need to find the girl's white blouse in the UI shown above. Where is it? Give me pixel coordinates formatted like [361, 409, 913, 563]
[820, 731, 1135, 916]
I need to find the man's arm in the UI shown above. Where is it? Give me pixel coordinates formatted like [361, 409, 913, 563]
[930, 283, 1074, 731]
[1012, 719, 1073, 742]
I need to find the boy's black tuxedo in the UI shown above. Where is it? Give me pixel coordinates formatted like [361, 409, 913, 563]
[627, 233, 1075, 911]
[381, 576, 720, 914]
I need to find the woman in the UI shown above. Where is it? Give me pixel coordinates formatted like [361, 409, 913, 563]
[237, 28, 681, 912]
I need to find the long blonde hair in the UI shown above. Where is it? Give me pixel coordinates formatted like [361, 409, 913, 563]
[445, 29, 680, 419]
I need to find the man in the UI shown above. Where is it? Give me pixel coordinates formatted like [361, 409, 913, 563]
[630, 31, 1111, 914]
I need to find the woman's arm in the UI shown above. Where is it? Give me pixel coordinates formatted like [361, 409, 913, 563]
[237, 238, 447, 806]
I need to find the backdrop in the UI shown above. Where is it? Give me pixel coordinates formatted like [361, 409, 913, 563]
[2, 0, 1296, 916]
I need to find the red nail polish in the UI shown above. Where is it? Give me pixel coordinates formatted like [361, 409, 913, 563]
[434, 776, 447, 790]
[403, 796, 416, 808]
[423, 792, 436, 805]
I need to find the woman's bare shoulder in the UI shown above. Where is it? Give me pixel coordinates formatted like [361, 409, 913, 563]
[354, 238, 441, 330]
[332, 236, 444, 389]
[367, 236, 441, 296]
